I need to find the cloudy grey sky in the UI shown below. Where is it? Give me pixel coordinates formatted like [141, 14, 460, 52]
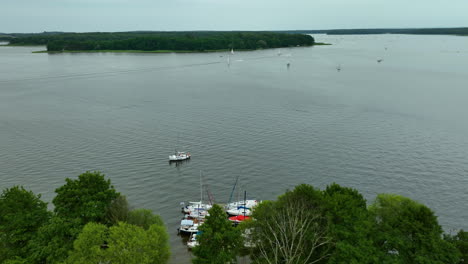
[2, 0, 468, 33]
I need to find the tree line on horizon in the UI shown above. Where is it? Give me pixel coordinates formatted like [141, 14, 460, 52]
[1, 172, 467, 263]
[5, 32, 315, 51]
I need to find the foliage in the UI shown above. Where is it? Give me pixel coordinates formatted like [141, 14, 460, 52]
[2, 257, 28, 264]
[66, 222, 108, 264]
[192, 204, 242, 264]
[445, 230, 468, 263]
[323, 183, 381, 263]
[0, 186, 51, 262]
[288, 27, 468, 35]
[127, 208, 164, 230]
[53, 171, 119, 224]
[247, 184, 330, 264]
[106, 195, 130, 225]
[67, 221, 170, 264]
[4, 31, 314, 51]
[28, 216, 82, 264]
[369, 194, 460, 263]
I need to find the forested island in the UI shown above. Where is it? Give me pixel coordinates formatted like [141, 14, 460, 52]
[2, 32, 315, 52]
[1, 171, 467, 264]
[285, 27, 468, 35]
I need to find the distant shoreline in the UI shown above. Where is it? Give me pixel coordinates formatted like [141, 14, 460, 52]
[30, 43, 330, 54]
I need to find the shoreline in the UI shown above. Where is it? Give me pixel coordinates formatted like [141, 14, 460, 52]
[30, 43, 330, 54]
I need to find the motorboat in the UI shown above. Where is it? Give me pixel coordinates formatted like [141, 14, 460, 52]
[169, 151, 191, 161]
[179, 219, 203, 234]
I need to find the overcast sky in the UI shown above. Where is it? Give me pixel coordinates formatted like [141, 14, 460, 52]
[2, 0, 468, 33]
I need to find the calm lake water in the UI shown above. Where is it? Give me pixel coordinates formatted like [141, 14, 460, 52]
[1, 34, 467, 263]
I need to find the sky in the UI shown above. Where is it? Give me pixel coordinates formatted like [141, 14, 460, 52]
[2, 0, 468, 33]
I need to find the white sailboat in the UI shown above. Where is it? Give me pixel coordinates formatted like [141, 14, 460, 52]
[226, 199, 259, 216]
[179, 172, 210, 234]
[169, 151, 191, 161]
[169, 135, 191, 161]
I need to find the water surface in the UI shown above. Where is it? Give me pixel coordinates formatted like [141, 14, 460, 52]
[1, 34, 467, 263]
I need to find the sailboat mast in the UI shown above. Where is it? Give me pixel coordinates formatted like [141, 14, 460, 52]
[228, 176, 239, 204]
[200, 171, 202, 203]
[243, 190, 246, 218]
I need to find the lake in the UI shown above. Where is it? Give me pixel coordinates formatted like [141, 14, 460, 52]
[1, 34, 467, 263]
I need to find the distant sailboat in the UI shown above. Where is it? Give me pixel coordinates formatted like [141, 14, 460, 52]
[231, 48, 234, 54]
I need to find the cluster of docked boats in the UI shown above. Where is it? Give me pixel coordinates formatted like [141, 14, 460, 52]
[178, 199, 260, 249]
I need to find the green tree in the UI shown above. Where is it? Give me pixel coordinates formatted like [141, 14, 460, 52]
[3, 257, 28, 264]
[127, 208, 164, 230]
[28, 216, 82, 264]
[323, 183, 381, 263]
[67, 222, 170, 264]
[66, 222, 108, 264]
[369, 194, 460, 263]
[106, 195, 130, 225]
[0, 186, 50, 262]
[53, 171, 119, 224]
[445, 230, 468, 263]
[192, 204, 242, 264]
[247, 185, 330, 264]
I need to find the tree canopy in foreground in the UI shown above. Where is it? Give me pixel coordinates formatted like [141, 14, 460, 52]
[1, 174, 467, 264]
[67, 221, 170, 264]
[192, 204, 242, 264]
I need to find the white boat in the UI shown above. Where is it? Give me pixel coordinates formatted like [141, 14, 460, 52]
[169, 151, 191, 161]
[226, 199, 259, 216]
[182, 201, 212, 214]
[179, 219, 203, 234]
[187, 233, 199, 249]
[188, 208, 210, 219]
[227, 207, 253, 216]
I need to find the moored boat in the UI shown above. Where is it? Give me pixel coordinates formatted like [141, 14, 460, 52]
[179, 219, 203, 234]
[228, 214, 251, 223]
[225, 200, 259, 216]
[187, 233, 200, 249]
[182, 201, 212, 214]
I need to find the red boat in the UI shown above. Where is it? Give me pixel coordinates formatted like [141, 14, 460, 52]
[229, 215, 251, 223]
